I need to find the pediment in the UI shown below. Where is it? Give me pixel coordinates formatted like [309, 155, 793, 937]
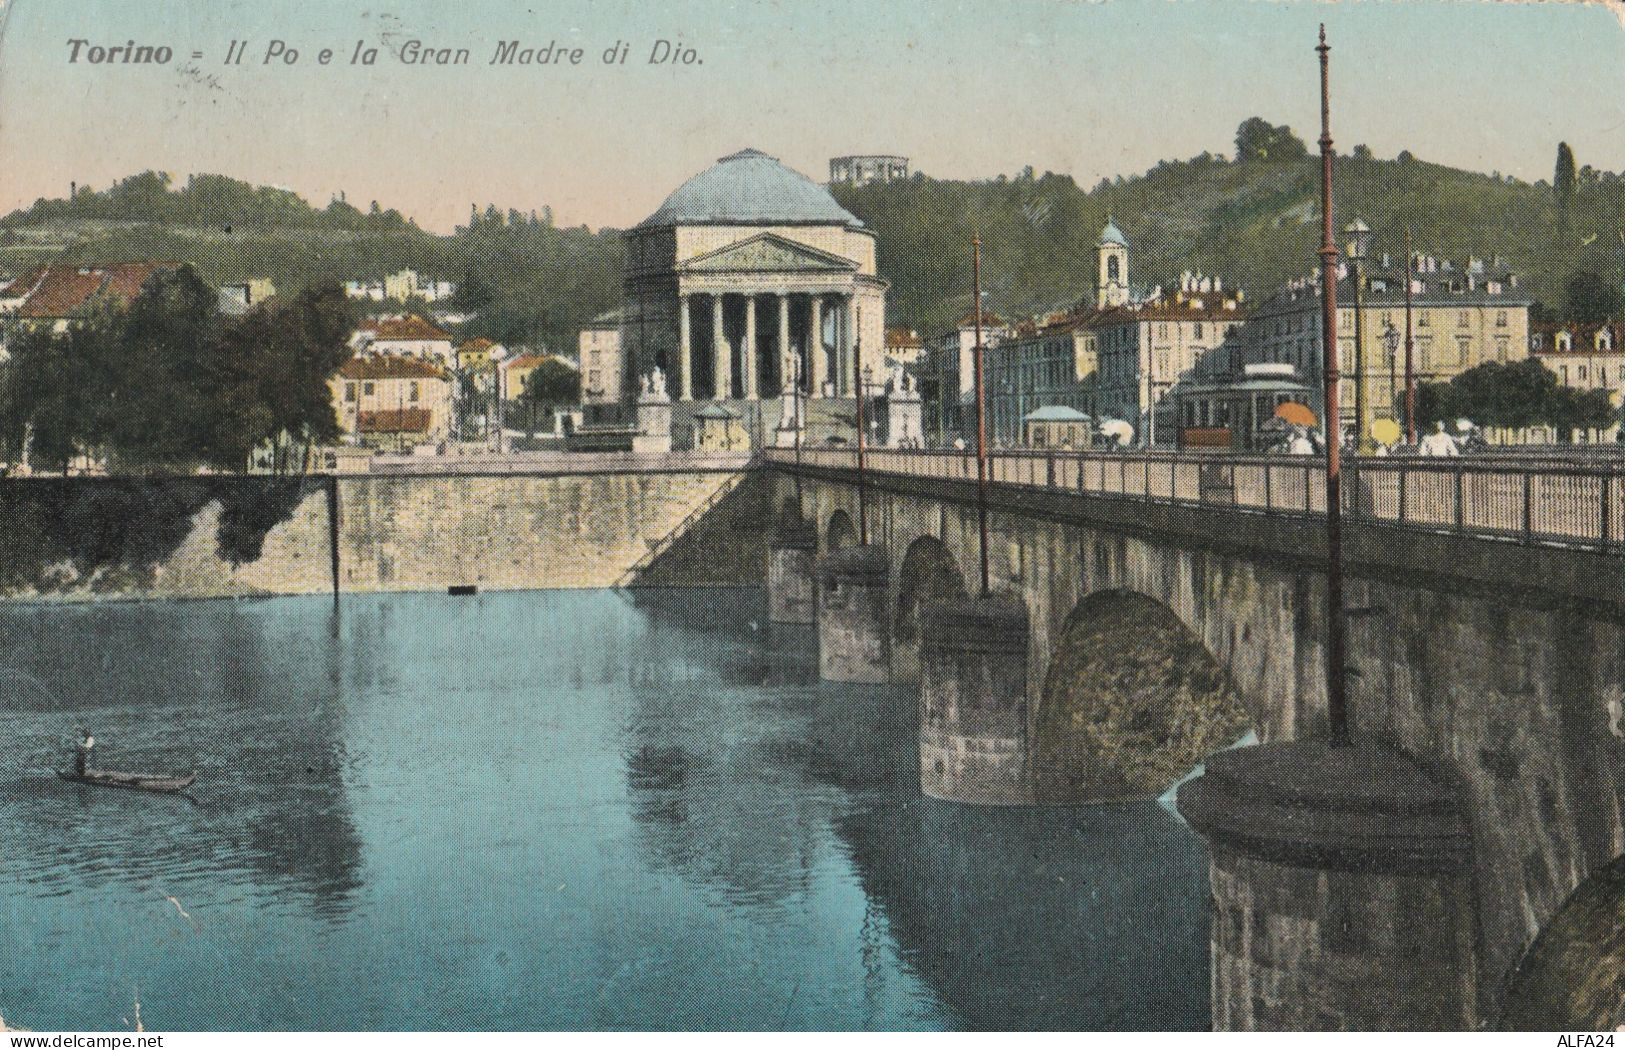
[679, 233, 858, 274]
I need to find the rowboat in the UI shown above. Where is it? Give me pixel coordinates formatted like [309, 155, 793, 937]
[57, 769, 196, 793]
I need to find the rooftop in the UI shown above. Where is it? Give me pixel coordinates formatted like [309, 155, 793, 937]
[639, 148, 863, 229]
[0, 262, 177, 318]
[1024, 405, 1091, 422]
[339, 354, 448, 380]
[357, 315, 454, 342]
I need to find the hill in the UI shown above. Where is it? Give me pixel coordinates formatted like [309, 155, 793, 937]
[833, 126, 1625, 335]
[7, 126, 1625, 347]
[0, 173, 625, 353]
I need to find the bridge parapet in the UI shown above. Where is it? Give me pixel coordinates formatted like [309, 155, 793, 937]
[765, 447, 1623, 554]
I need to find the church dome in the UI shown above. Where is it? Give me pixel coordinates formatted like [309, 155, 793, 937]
[638, 148, 863, 229]
[1099, 216, 1127, 247]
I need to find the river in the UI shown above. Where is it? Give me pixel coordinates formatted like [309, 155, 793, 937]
[0, 588, 1208, 1030]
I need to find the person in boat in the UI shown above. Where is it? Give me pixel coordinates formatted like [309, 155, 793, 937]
[74, 727, 94, 776]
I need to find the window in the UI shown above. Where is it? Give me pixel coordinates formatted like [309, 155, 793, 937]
[1456, 338, 1470, 365]
[1579, 366, 1589, 381]
[345, 383, 357, 402]
[1496, 311, 1508, 328]
[1458, 311, 1470, 328]
[1107, 256, 1120, 281]
[1157, 323, 1168, 338]
[1418, 312, 1430, 328]
[588, 370, 601, 388]
[1193, 322, 1204, 339]
[1495, 337, 1509, 362]
[363, 381, 375, 396]
[409, 382, 420, 402]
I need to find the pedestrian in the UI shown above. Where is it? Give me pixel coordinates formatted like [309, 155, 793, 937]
[1418, 421, 1460, 457]
[73, 727, 94, 776]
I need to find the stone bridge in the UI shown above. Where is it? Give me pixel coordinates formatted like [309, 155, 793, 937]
[760, 447, 1625, 1031]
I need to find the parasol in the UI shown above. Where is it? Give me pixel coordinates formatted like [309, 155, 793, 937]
[1273, 402, 1318, 427]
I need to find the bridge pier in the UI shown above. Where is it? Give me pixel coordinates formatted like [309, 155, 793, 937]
[919, 593, 1034, 805]
[767, 515, 818, 624]
[817, 544, 890, 682]
[1178, 739, 1477, 1031]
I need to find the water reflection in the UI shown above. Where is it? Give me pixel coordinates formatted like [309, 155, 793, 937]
[619, 589, 1209, 1030]
[1, 588, 1207, 1030]
[0, 599, 361, 916]
[835, 799, 1210, 1030]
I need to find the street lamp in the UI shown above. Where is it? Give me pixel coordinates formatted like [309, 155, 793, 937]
[1344, 218, 1372, 451]
[489, 345, 507, 455]
[1383, 322, 1401, 432]
[1403, 226, 1418, 445]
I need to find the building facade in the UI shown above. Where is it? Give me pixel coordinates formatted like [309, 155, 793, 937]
[619, 148, 889, 424]
[829, 155, 910, 186]
[1243, 251, 1531, 435]
[1530, 320, 1625, 442]
[350, 315, 456, 366]
[0, 262, 175, 352]
[331, 354, 454, 450]
[921, 312, 1010, 445]
[344, 269, 456, 303]
[578, 308, 623, 405]
[1093, 281, 1249, 444]
[987, 313, 1099, 446]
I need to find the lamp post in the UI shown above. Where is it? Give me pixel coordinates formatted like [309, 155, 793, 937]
[853, 316, 869, 547]
[1384, 322, 1401, 431]
[972, 235, 992, 596]
[1344, 219, 1372, 451]
[1404, 226, 1417, 445]
[489, 346, 507, 455]
[1317, 24, 1350, 748]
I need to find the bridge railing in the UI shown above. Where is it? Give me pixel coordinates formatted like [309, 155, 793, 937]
[764, 447, 1624, 552]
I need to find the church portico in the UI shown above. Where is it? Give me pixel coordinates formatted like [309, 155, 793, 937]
[618, 149, 889, 443]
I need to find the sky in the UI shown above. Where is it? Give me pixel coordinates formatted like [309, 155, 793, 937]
[2, 0, 1624, 233]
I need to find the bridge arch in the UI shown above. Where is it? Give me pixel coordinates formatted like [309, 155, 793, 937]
[1497, 852, 1625, 1029]
[1033, 589, 1252, 803]
[827, 509, 856, 552]
[891, 535, 968, 684]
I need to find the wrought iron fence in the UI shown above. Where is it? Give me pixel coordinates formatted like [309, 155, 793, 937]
[764, 447, 1624, 553]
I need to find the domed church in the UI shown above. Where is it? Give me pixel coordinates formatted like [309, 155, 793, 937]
[618, 149, 889, 422]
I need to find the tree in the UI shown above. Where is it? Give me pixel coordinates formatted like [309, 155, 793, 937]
[0, 314, 117, 471]
[1351, 144, 1374, 160]
[1564, 269, 1621, 325]
[1234, 118, 1307, 163]
[1547, 385, 1617, 441]
[1555, 141, 1577, 215]
[1413, 358, 1614, 439]
[101, 265, 225, 470]
[518, 358, 580, 435]
[209, 284, 353, 471]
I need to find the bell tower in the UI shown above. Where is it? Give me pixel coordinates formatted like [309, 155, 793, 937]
[1096, 216, 1129, 308]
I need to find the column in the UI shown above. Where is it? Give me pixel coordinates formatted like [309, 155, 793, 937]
[712, 294, 730, 399]
[777, 294, 791, 393]
[919, 593, 1033, 804]
[851, 294, 864, 396]
[678, 294, 693, 400]
[745, 295, 759, 400]
[809, 297, 825, 398]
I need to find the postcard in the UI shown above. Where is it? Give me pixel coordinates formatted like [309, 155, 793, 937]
[1, 0, 1623, 1037]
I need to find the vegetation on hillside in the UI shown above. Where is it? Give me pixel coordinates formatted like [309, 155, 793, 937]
[833, 122, 1625, 336]
[7, 122, 1625, 346]
[1, 176, 624, 354]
